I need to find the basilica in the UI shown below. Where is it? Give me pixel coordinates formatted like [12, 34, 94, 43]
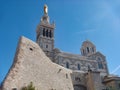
[1, 5, 120, 90]
[36, 5, 120, 90]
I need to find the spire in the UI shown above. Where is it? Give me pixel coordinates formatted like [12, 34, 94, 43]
[41, 4, 49, 24]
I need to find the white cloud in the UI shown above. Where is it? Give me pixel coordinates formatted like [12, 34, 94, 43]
[76, 29, 97, 34]
[111, 65, 120, 74]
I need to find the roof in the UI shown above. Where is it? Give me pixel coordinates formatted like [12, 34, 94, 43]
[81, 40, 95, 47]
[88, 51, 105, 58]
[57, 51, 97, 62]
[103, 75, 120, 83]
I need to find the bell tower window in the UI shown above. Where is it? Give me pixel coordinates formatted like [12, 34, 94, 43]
[43, 28, 45, 36]
[49, 30, 52, 38]
[49, 30, 51, 38]
[46, 29, 48, 37]
[48, 31, 50, 38]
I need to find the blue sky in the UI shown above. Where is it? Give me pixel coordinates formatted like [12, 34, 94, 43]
[0, 0, 120, 83]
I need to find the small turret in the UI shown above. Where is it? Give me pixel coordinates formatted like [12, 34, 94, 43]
[80, 40, 96, 56]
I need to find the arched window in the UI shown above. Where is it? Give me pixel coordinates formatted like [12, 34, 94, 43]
[46, 45, 48, 48]
[77, 64, 81, 70]
[46, 29, 48, 37]
[97, 57, 103, 69]
[43, 28, 45, 36]
[82, 49, 85, 55]
[87, 47, 89, 53]
[66, 62, 69, 68]
[92, 47, 94, 52]
[98, 62, 103, 69]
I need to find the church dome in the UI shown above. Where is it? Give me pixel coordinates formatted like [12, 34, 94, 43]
[80, 40, 96, 56]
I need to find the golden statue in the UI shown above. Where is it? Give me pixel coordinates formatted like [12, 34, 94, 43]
[44, 4, 48, 14]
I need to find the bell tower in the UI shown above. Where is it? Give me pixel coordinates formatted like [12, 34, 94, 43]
[36, 4, 55, 59]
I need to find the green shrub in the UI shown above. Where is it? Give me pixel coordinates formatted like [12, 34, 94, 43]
[21, 82, 35, 90]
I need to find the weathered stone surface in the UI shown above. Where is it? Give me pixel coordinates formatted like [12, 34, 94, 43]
[2, 36, 73, 90]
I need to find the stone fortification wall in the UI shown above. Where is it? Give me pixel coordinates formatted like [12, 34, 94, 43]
[2, 36, 74, 90]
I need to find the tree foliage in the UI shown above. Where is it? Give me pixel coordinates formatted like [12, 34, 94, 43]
[21, 82, 35, 90]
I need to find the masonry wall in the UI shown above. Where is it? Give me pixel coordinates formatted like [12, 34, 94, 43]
[86, 71, 102, 90]
[1, 36, 74, 90]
